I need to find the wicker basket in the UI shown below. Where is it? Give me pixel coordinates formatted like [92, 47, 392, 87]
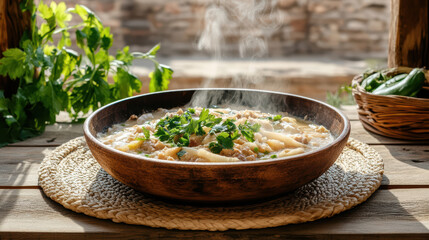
[352, 67, 429, 140]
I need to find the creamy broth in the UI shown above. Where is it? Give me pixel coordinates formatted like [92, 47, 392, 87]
[97, 107, 334, 162]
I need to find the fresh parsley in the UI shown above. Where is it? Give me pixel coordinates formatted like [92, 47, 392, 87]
[0, 1, 173, 147]
[177, 150, 186, 158]
[154, 127, 171, 142]
[152, 109, 263, 154]
[266, 115, 282, 121]
[208, 142, 223, 154]
[209, 119, 236, 135]
[154, 108, 216, 147]
[273, 115, 282, 121]
[136, 127, 151, 141]
[216, 132, 236, 149]
[238, 121, 261, 142]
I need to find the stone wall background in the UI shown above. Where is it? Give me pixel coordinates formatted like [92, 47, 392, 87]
[57, 0, 390, 59]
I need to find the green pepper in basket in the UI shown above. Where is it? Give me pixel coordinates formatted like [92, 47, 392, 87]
[372, 68, 425, 96]
[361, 72, 384, 92]
[371, 73, 407, 92]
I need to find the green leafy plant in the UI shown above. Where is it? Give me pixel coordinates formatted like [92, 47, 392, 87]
[0, 1, 173, 147]
[326, 85, 355, 108]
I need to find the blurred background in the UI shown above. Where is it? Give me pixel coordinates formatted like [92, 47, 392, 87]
[53, 0, 390, 102]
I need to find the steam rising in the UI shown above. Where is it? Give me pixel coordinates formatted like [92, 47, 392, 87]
[191, 0, 284, 111]
[197, 6, 228, 59]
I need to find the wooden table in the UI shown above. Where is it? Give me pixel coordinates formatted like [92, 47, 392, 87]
[1, 105, 428, 239]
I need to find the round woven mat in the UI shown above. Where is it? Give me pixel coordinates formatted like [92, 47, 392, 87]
[39, 137, 383, 231]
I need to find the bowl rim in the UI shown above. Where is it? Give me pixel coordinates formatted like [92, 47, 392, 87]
[83, 88, 351, 166]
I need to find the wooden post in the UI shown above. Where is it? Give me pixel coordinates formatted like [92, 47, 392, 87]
[0, 0, 31, 97]
[388, 0, 429, 68]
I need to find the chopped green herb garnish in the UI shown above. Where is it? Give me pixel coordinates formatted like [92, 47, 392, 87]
[199, 108, 210, 121]
[203, 115, 222, 128]
[216, 132, 235, 149]
[210, 119, 236, 135]
[253, 147, 259, 153]
[270, 155, 277, 159]
[196, 124, 206, 136]
[209, 142, 223, 154]
[273, 115, 282, 121]
[154, 108, 220, 147]
[145, 154, 150, 157]
[136, 127, 150, 141]
[153, 108, 262, 154]
[154, 127, 171, 142]
[142, 127, 150, 140]
[230, 130, 240, 140]
[177, 150, 186, 158]
[208, 128, 241, 153]
[216, 133, 231, 148]
[238, 121, 261, 142]
[185, 119, 199, 135]
[177, 133, 190, 147]
[265, 115, 282, 121]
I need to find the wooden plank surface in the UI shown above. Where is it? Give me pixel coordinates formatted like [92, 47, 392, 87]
[7, 123, 83, 147]
[0, 147, 53, 187]
[349, 121, 425, 145]
[0, 189, 428, 239]
[339, 105, 359, 121]
[377, 145, 429, 186]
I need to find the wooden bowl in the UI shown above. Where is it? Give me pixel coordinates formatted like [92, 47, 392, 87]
[84, 89, 350, 204]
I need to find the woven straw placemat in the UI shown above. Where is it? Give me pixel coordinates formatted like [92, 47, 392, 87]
[39, 137, 383, 231]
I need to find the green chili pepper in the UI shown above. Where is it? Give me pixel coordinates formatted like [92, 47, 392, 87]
[372, 68, 425, 96]
[361, 72, 384, 92]
[371, 73, 407, 92]
[409, 89, 421, 97]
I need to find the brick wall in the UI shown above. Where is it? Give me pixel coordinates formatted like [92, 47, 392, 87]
[56, 0, 390, 59]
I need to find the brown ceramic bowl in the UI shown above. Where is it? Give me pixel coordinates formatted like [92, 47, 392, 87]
[84, 89, 350, 204]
